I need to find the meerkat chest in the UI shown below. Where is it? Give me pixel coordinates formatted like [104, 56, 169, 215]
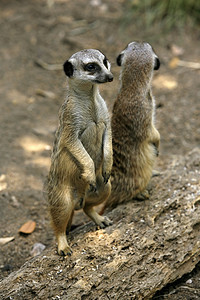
[78, 96, 107, 133]
[78, 98, 107, 158]
[79, 118, 106, 165]
[79, 110, 106, 146]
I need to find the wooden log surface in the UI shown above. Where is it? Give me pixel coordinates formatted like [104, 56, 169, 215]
[0, 148, 200, 300]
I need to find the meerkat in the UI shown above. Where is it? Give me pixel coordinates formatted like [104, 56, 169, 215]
[47, 49, 113, 256]
[103, 41, 160, 209]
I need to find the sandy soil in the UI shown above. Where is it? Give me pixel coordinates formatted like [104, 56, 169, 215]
[0, 0, 199, 298]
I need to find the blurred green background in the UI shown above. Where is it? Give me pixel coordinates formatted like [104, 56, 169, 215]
[123, 0, 200, 30]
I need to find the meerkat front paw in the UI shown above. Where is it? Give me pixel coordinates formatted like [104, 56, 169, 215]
[81, 168, 96, 190]
[102, 171, 111, 184]
[102, 162, 112, 184]
[89, 183, 97, 193]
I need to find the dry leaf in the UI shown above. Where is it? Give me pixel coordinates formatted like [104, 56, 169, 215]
[169, 57, 200, 70]
[0, 174, 7, 191]
[0, 182, 7, 192]
[169, 57, 180, 69]
[0, 237, 15, 245]
[19, 220, 36, 234]
[0, 174, 6, 181]
[36, 89, 56, 99]
[178, 60, 200, 69]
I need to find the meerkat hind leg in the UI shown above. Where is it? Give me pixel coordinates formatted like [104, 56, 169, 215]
[152, 169, 161, 177]
[66, 210, 74, 234]
[135, 189, 150, 200]
[56, 218, 73, 256]
[84, 178, 113, 228]
[50, 199, 73, 256]
[57, 232, 72, 256]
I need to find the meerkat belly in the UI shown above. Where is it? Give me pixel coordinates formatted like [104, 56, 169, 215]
[80, 121, 105, 169]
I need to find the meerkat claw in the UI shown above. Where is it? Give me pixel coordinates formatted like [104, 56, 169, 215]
[152, 170, 161, 177]
[103, 172, 110, 184]
[136, 190, 150, 200]
[89, 184, 97, 193]
[58, 247, 73, 257]
[97, 216, 113, 229]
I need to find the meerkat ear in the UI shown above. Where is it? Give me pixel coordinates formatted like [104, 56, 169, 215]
[63, 60, 74, 77]
[116, 53, 123, 66]
[154, 57, 160, 70]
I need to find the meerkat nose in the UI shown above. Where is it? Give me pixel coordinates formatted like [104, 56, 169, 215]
[107, 74, 113, 82]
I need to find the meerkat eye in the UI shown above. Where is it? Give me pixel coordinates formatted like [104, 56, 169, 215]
[84, 63, 97, 72]
[86, 64, 95, 70]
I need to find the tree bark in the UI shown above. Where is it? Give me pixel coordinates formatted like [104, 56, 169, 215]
[0, 148, 200, 300]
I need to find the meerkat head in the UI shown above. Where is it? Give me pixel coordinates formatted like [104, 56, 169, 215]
[116, 41, 160, 72]
[63, 49, 113, 84]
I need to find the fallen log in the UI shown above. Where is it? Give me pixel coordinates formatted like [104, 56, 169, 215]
[0, 148, 200, 300]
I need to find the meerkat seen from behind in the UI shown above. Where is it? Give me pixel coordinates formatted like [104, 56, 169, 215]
[47, 49, 113, 256]
[104, 41, 160, 209]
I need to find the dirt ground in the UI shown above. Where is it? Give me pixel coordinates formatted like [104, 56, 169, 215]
[0, 0, 200, 298]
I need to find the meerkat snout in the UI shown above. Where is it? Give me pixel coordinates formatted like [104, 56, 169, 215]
[106, 73, 114, 82]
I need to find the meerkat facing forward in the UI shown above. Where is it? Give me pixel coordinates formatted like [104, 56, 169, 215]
[104, 41, 160, 209]
[47, 49, 113, 256]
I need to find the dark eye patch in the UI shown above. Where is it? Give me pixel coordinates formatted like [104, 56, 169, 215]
[84, 63, 101, 72]
[103, 56, 108, 69]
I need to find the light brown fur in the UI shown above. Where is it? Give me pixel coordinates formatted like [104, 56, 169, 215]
[104, 42, 160, 209]
[46, 49, 113, 255]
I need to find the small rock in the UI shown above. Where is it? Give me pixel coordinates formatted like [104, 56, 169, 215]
[30, 243, 46, 257]
[186, 279, 193, 284]
[10, 195, 20, 207]
[90, 0, 101, 6]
